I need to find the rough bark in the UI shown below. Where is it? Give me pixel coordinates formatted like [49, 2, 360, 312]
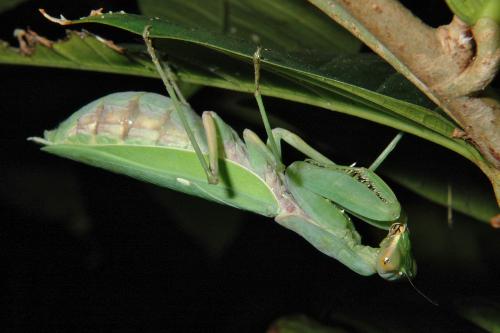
[308, 0, 500, 170]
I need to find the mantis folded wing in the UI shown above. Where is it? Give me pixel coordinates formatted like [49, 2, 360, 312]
[30, 26, 416, 281]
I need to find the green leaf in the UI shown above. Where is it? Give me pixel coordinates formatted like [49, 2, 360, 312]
[446, 0, 500, 25]
[0, 30, 155, 77]
[382, 154, 499, 223]
[455, 298, 500, 332]
[268, 315, 351, 333]
[48, 12, 484, 165]
[138, 0, 361, 54]
[0, 10, 496, 219]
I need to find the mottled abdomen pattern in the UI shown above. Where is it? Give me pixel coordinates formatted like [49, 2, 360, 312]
[46, 92, 206, 151]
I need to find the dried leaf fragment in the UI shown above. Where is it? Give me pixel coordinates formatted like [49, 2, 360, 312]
[14, 28, 53, 56]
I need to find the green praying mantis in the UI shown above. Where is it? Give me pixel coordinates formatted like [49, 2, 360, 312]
[30, 25, 417, 281]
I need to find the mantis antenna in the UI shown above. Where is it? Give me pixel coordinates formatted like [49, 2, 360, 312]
[142, 25, 218, 184]
[404, 273, 439, 306]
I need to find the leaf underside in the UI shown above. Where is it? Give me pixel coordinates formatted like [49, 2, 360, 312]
[0, 5, 497, 221]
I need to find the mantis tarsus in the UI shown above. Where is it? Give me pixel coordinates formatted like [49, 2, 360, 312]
[30, 25, 417, 281]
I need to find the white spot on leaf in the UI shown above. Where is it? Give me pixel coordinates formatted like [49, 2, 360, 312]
[176, 177, 191, 186]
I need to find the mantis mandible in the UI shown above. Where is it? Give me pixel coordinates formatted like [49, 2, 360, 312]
[30, 25, 416, 281]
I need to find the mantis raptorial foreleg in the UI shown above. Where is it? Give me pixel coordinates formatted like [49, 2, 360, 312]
[275, 183, 381, 276]
[143, 25, 219, 184]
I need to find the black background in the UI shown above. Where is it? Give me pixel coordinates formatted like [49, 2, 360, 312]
[1, 1, 499, 332]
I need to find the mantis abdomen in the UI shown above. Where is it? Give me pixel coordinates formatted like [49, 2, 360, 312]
[49, 91, 203, 150]
[33, 91, 282, 217]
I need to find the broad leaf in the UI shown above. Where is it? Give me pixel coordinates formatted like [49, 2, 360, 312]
[446, 0, 500, 25]
[0, 10, 497, 221]
[35, 12, 490, 171]
[138, 0, 361, 54]
[0, 30, 154, 77]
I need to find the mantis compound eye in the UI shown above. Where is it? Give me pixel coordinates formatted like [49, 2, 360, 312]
[376, 225, 436, 303]
[376, 223, 416, 281]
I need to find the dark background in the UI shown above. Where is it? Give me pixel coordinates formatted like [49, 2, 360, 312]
[1, 1, 499, 332]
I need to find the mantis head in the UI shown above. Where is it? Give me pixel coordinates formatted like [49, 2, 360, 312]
[376, 222, 416, 281]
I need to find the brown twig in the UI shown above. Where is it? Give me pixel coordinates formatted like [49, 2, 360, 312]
[308, 0, 499, 167]
[308, 0, 500, 203]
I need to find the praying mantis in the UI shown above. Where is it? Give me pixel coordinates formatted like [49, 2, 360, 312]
[30, 25, 416, 281]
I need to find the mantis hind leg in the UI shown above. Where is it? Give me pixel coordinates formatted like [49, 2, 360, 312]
[142, 25, 218, 184]
[252, 48, 284, 171]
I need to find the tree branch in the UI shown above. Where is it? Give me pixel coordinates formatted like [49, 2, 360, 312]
[308, 0, 500, 203]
